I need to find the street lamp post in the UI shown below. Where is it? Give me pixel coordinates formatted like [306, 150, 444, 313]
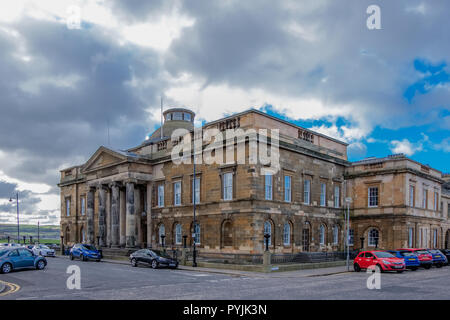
[360, 237, 365, 250]
[264, 233, 270, 252]
[345, 197, 352, 271]
[37, 221, 40, 244]
[9, 193, 19, 243]
[192, 147, 197, 268]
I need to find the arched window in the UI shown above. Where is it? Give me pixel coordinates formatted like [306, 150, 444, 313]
[194, 224, 200, 245]
[159, 224, 165, 244]
[175, 224, 182, 245]
[319, 224, 326, 245]
[283, 223, 291, 245]
[333, 225, 339, 245]
[222, 220, 233, 247]
[368, 228, 379, 247]
[264, 221, 272, 245]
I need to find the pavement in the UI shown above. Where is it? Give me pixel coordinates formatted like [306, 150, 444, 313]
[1, 256, 449, 300]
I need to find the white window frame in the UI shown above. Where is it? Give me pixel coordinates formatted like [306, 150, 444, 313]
[80, 197, 85, 216]
[334, 185, 340, 208]
[320, 183, 326, 207]
[174, 181, 181, 206]
[175, 224, 182, 245]
[157, 184, 164, 207]
[319, 225, 325, 245]
[408, 227, 414, 248]
[368, 187, 379, 208]
[303, 179, 311, 205]
[192, 178, 200, 204]
[409, 185, 415, 207]
[194, 224, 201, 245]
[265, 175, 272, 200]
[284, 176, 291, 202]
[368, 228, 379, 247]
[66, 198, 70, 217]
[283, 223, 291, 246]
[223, 172, 233, 201]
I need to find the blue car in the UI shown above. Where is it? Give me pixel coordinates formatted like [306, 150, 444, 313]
[427, 249, 448, 267]
[387, 250, 420, 270]
[69, 243, 102, 262]
[0, 247, 47, 274]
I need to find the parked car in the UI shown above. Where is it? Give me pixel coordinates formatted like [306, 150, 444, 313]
[427, 249, 448, 267]
[397, 248, 433, 269]
[32, 244, 56, 257]
[0, 247, 47, 274]
[7, 243, 23, 248]
[386, 250, 420, 271]
[69, 244, 101, 262]
[129, 249, 178, 269]
[439, 249, 450, 264]
[353, 250, 405, 273]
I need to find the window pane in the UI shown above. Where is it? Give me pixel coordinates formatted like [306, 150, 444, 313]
[304, 180, 310, 204]
[320, 183, 326, 206]
[284, 176, 291, 202]
[192, 178, 200, 204]
[223, 173, 233, 200]
[265, 175, 272, 200]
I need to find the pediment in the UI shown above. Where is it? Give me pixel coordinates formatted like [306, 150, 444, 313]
[82, 146, 127, 173]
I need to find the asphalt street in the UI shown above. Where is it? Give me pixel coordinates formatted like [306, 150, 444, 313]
[1, 257, 450, 300]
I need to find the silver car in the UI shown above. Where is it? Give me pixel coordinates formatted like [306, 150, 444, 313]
[32, 244, 55, 257]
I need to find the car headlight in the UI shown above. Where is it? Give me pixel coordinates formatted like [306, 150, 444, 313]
[382, 260, 391, 265]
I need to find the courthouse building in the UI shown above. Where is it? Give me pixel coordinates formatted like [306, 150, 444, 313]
[58, 108, 450, 255]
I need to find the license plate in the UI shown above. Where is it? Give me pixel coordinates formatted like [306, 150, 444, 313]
[409, 258, 414, 260]
[169, 263, 176, 267]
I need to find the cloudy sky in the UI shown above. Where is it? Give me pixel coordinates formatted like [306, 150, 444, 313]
[0, 0, 449, 226]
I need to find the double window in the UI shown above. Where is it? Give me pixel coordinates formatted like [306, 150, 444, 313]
[368, 187, 379, 207]
[284, 176, 291, 202]
[303, 180, 311, 204]
[223, 172, 233, 201]
[368, 228, 379, 247]
[265, 175, 273, 200]
[157, 184, 164, 207]
[320, 183, 326, 206]
[174, 181, 181, 206]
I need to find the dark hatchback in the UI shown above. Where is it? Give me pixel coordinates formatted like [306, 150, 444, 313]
[130, 249, 178, 269]
[439, 249, 450, 265]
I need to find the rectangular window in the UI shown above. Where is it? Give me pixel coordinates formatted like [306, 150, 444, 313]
[320, 183, 326, 206]
[223, 172, 233, 201]
[303, 180, 311, 204]
[368, 187, 379, 207]
[409, 185, 415, 207]
[174, 181, 181, 206]
[157, 184, 164, 207]
[348, 229, 354, 246]
[66, 198, 70, 217]
[80, 197, 85, 216]
[408, 228, 414, 248]
[334, 185, 340, 208]
[284, 176, 291, 202]
[192, 178, 200, 204]
[264, 175, 272, 200]
[423, 188, 428, 209]
[434, 192, 438, 211]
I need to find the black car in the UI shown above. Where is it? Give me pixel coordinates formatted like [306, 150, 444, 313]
[439, 249, 450, 265]
[129, 249, 178, 269]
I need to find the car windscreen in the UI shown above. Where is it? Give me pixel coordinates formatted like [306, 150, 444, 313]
[82, 245, 97, 251]
[0, 249, 9, 257]
[416, 250, 429, 254]
[400, 252, 416, 257]
[374, 252, 395, 258]
[40, 245, 50, 249]
[152, 250, 172, 258]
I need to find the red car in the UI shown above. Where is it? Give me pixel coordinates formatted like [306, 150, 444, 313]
[354, 251, 406, 273]
[397, 248, 433, 269]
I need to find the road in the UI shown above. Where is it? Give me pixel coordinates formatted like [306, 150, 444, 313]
[1, 257, 450, 300]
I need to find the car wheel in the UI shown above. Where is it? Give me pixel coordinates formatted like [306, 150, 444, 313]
[411, 267, 418, 271]
[436, 263, 443, 268]
[1, 263, 12, 274]
[81, 254, 87, 262]
[151, 260, 158, 269]
[375, 264, 383, 273]
[131, 258, 137, 267]
[95, 259, 101, 262]
[69, 254, 74, 260]
[424, 264, 431, 269]
[353, 263, 361, 272]
[36, 260, 46, 270]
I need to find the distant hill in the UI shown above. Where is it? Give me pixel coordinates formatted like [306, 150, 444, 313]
[0, 224, 59, 241]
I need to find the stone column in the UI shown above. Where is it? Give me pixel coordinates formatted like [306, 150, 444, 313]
[120, 188, 126, 247]
[106, 188, 111, 246]
[135, 187, 142, 248]
[147, 182, 153, 248]
[98, 185, 107, 247]
[126, 181, 136, 247]
[87, 187, 95, 244]
[110, 182, 120, 247]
